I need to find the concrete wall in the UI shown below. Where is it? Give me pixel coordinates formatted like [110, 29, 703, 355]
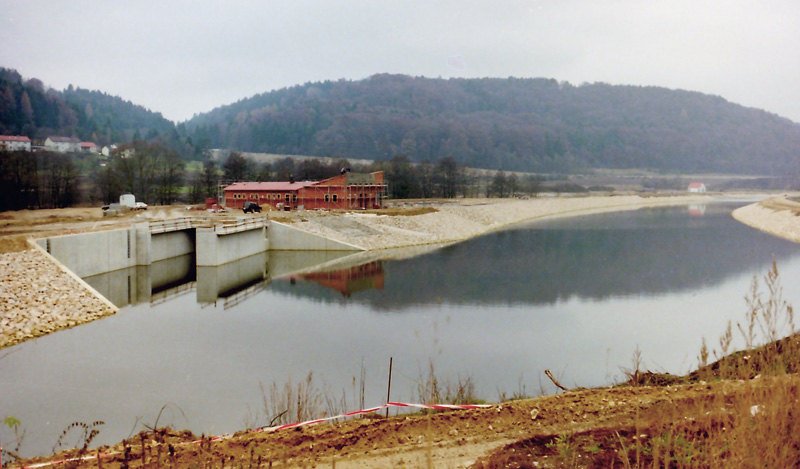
[150, 230, 195, 262]
[38, 224, 195, 277]
[268, 221, 364, 251]
[196, 225, 268, 267]
[39, 227, 139, 278]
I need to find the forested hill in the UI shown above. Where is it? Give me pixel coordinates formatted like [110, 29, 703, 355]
[187, 74, 800, 175]
[0, 67, 175, 146]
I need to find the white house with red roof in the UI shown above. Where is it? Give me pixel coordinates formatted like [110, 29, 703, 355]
[80, 141, 99, 154]
[0, 135, 31, 152]
[688, 182, 707, 193]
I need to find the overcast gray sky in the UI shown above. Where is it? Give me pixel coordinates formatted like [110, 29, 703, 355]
[2, 0, 799, 123]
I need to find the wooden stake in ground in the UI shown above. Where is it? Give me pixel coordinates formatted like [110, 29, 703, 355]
[545, 369, 569, 391]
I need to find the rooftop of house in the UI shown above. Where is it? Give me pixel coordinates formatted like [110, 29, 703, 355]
[47, 136, 81, 143]
[223, 181, 315, 191]
[0, 135, 31, 142]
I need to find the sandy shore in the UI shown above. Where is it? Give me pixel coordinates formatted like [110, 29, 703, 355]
[0, 193, 719, 349]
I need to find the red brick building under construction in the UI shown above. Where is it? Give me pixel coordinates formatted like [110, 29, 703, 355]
[223, 171, 386, 211]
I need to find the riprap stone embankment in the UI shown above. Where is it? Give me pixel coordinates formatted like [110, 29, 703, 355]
[0, 249, 117, 349]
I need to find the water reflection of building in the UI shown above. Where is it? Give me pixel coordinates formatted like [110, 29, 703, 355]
[291, 261, 385, 296]
[688, 204, 706, 216]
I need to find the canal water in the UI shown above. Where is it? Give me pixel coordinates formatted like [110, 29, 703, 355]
[3, 201, 800, 457]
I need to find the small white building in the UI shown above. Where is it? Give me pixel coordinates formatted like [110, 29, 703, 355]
[0, 135, 32, 152]
[101, 144, 118, 157]
[688, 182, 707, 193]
[44, 136, 81, 153]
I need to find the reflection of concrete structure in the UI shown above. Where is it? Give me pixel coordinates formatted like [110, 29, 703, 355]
[223, 171, 386, 211]
[82, 254, 196, 307]
[196, 252, 268, 303]
[292, 261, 384, 296]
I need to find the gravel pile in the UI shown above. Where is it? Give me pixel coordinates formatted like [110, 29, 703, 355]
[0, 249, 117, 349]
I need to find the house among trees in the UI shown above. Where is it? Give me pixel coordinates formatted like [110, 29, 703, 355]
[80, 141, 99, 154]
[44, 136, 81, 153]
[224, 171, 386, 211]
[687, 182, 707, 193]
[0, 135, 31, 152]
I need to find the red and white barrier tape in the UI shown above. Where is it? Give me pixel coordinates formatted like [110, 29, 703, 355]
[14, 401, 491, 469]
[258, 401, 491, 432]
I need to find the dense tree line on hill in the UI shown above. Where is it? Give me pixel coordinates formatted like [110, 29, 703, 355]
[0, 67, 184, 152]
[187, 74, 800, 175]
[5, 68, 800, 176]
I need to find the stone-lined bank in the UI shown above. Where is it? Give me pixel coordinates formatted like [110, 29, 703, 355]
[0, 248, 116, 349]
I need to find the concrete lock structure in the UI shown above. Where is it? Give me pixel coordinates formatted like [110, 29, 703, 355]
[35, 216, 364, 307]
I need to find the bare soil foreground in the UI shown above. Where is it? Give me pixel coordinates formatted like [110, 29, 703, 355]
[6, 194, 800, 468]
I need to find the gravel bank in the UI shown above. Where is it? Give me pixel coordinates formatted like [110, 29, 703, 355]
[287, 194, 710, 250]
[732, 196, 800, 244]
[0, 248, 117, 349]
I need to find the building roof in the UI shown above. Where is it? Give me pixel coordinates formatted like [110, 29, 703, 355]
[47, 136, 80, 143]
[81, 142, 97, 148]
[0, 135, 31, 142]
[688, 182, 705, 188]
[224, 181, 315, 191]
